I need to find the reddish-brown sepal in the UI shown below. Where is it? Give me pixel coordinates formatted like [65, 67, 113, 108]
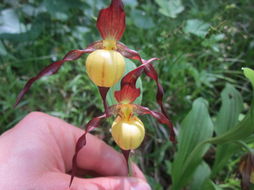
[14, 41, 103, 107]
[97, 0, 126, 41]
[70, 112, 110, 187]
[135, 105, 176, 142]
[114, 58, 159, 104]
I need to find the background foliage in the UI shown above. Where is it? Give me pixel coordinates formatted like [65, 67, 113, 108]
[1, 0, 254, 189]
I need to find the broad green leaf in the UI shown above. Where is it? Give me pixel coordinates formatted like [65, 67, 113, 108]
[190, 161, 211, 190]
[207, 103, 254, 144]
[215, 84, 243, 135]
[184, 19, 210, 38]
[171, 98, 214, 190]
[107, 59, 142, 106]
[207, 68, 254, 144]
[155, 0, 184, 18]
[212, 84, 243, 175]
[182, 97, 254, 188]
[211, 143, 239, 176]
[171, 70, 254, 189]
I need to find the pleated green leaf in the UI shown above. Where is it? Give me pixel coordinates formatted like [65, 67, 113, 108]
[214, 83, 243, 135]
[211, 143, 239, 176]
[206, 68, 254, 144]
[171, 98, 214, 190]
[212, 84, 243, 175]
[171, 68, 254, 190]
[190, 161, 211, 190]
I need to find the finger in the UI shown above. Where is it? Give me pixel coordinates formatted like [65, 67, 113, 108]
[16, 112, 144, 178]
[36, 172, 151, 190]
[73, 162, 146, 181]
[75, 133, 128, 176]
[131, 164, 146, 181]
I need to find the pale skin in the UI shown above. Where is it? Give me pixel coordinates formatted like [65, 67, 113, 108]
[0, 112, 151, 190]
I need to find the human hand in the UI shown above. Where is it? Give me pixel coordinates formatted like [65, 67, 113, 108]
[0, 112, 151, 190]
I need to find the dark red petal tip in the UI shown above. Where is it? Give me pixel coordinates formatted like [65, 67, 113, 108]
[14, 41, 103, 107]
[135, 105, 176, 143]
[114, 58, 159, 104]
[69, 132, 87, 187]
[97, 0, 125, 40]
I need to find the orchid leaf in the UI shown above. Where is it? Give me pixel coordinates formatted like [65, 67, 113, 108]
[212, 84, 243, 176]
[171, 98, 214, 190]
[214, 83, 243, 135]
[171, 68, 254, 189]
[107, 59, 142, 106]
[206, 68, 254, 144]
[212, 143, 239, 177]
[190, 161, 211, 190]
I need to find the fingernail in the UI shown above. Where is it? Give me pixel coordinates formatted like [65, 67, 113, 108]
[130, 179, 151, 190]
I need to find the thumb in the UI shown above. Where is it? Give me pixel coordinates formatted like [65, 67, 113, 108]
[36, 172, 151, 190]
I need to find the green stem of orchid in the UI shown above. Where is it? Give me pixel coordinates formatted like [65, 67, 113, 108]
[128, 156, 133, 176]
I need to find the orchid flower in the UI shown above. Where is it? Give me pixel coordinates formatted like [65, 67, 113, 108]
[14, 0, 176, 185]
[14, 0, 168, 117]
[69, 58, 176, 186]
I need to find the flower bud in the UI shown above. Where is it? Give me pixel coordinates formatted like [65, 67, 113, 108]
[111, 116, 145, 150]
[86, 49, 125, 87]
